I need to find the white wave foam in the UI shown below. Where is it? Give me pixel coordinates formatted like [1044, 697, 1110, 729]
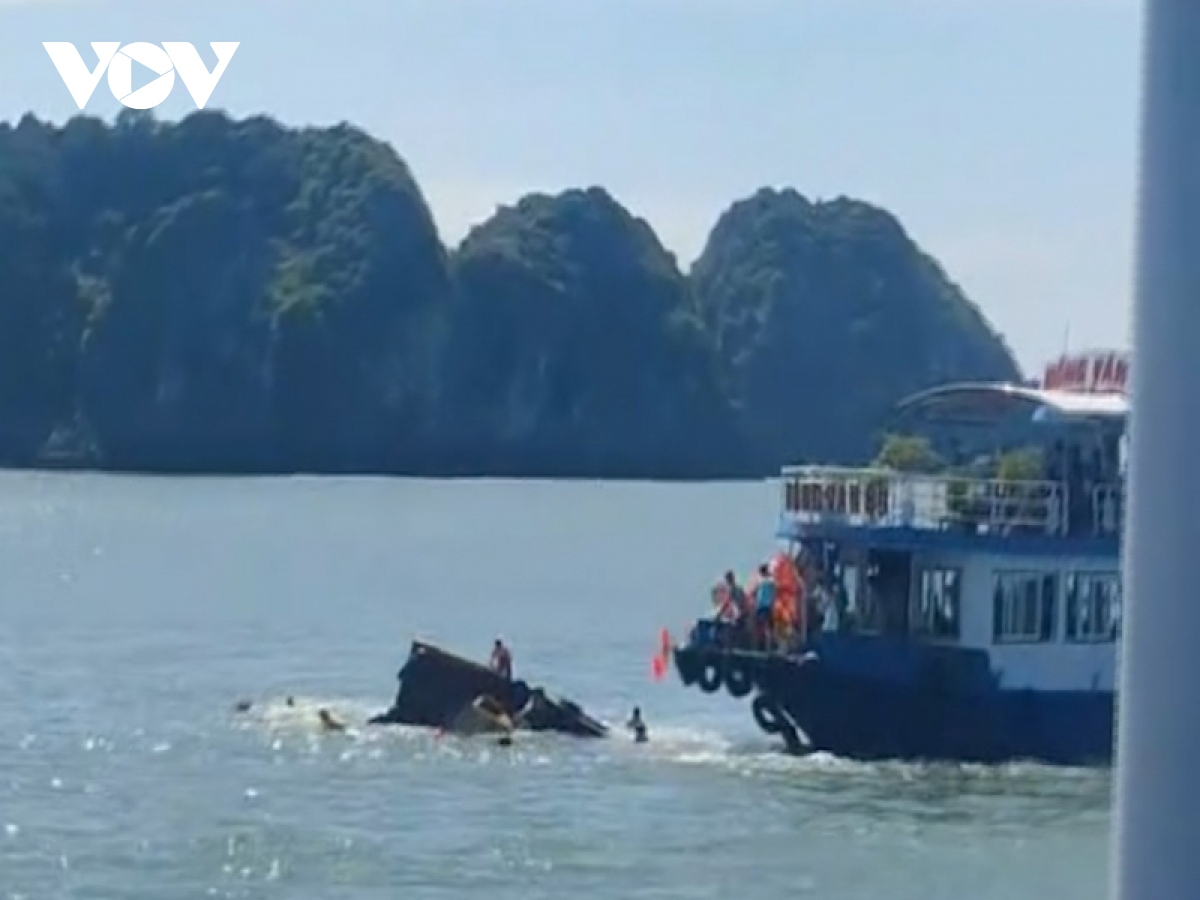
[231, 695, 836, 773]
[227, 696, 1088, 789]
[231, 694, 387, 739]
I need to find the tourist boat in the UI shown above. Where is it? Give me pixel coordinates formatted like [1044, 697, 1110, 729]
[672, 349, 1128, 766]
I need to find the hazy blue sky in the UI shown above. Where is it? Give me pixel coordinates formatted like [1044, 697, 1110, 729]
[0, 0, 1141, 373]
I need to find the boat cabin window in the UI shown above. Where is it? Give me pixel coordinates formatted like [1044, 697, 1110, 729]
[862, 550, 912, 636]
[1065, 571, 1121, 643]
[992, 571, 1058, 644]
[910, 567, 961, 641]
[831, 551, 910, 636]
[838, 561, 886, 634]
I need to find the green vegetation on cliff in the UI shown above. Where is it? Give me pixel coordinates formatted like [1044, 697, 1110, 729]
[0, 111, 1021, 478]
[443, 188, 739, 477]
[691, 188, 1020, 468]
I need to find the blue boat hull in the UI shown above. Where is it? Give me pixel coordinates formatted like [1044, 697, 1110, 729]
[673, 636, 1115, 766]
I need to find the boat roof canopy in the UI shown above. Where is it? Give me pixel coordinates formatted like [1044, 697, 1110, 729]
[894, 382, 1128, 427]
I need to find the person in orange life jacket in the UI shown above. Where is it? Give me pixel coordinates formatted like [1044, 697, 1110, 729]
[490, 638, 513, 680]
[754, 563, 776, 649]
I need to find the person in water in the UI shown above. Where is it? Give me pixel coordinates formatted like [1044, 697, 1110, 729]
[490, 638, 513, 680]
[318, 708, 346, 733]
[627, 706, 648, 743]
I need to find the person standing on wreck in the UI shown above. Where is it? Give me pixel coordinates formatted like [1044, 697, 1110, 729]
[490, 638, 513, 680]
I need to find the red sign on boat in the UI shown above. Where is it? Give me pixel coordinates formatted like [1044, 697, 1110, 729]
[1042, 350, 1130, 394]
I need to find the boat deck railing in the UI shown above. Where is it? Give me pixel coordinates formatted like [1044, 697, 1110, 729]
[780, 465, 1072, 537]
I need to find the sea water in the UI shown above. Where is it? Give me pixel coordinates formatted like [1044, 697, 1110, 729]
[0, 473, 1109, 899]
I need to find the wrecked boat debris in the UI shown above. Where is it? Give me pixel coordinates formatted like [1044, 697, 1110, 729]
[368, 640, 609, 739]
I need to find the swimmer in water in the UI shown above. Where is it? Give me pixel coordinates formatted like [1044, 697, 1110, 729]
[234, 699, 253, 713]
[317, 708, 346, 732]
[627, 707, 648, 743]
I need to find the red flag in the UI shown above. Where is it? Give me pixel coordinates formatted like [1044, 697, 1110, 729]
[651, 654, 667, 681]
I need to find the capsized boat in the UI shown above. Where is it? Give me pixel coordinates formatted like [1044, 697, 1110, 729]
[449, 695, 515, 737]
[368, 640, 609, 739]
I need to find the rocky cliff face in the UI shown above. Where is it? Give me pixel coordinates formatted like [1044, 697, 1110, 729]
[443, 187, 737, 477]
[0, 113, 1020, 477]
[691, 188, 1020, 468]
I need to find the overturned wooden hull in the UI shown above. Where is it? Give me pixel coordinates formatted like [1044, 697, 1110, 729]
[449, 697, 515, 737]
[368, 640, 609, 739]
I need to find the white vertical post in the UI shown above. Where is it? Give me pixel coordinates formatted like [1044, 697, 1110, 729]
[1111, 1, 1200, 898]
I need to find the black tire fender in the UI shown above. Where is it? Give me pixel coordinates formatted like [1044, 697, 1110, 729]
[697, 660, 722, 694]
[752, 694, 783, 734]
[724, 658, 754, 698]
[675, 652, 698, 687]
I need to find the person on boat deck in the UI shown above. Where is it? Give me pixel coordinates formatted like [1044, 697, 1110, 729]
[754, 563, 776, 650]
[805, 577, 836, 634]
[724, 571, 747, 612]
[490, 638, 513, 680]
[722, 570, 749, 646]
[735, 571, 757, 641]
[769, 553, 803, 649]
[770, 595, 793, 651]
[710, 581, 732, 621]
[627, 706, 649, 743]
[816, 580, 839, 632]
[707, 578, 739, 648]
[715, 572, 743, 622]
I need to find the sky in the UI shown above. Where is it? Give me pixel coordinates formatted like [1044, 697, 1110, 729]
[0, 0, 1142, 374]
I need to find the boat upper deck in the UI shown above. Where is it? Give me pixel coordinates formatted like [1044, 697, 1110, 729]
[780, 350, 1129, 550]
[780, 465, 1123, 543]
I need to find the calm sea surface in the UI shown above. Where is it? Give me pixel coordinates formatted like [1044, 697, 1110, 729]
[0, 473, 1109, 899]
